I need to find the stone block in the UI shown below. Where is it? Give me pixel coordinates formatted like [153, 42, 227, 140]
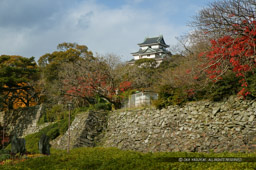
[11, 135, 26, 154]
[249, 115, 255, 122]
[212, 107, 220, 116]
[39, 134, 50, 155]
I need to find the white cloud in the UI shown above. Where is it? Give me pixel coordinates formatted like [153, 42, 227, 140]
[0, 0, 189, 61]
[59, 1, 187, 60]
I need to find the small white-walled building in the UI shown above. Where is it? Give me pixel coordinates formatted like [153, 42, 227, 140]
[123, 91, 158, 108]
[129, 35, 172, 66]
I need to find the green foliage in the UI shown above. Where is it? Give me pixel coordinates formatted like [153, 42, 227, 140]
[0, 149, 10, 162]
[153, 85, 187, 109]
[24, 123, 59, 153]
[73, 106, 89, 113]
[18, 106, 87, 154]
[0, 55, 38, 85]
[23, 118, 73, 153]
[132, 61, 158, 89]
[46, 126, 60, 140]
[2, 147, 256, 169]
[246, 70, 256, 99]
[45, 104, 67, 122]
[37, 114, 47, 125]
[152, 99, 166, 110]
[154, 70, 255, 109]
[0, 55, 39, 110]
[90, 103, 112, 111]
[156, 60, 172, 72]
[38, 43, 93, 81]
[119, 89, 137, 101]
[159, 54, 184, 70]
[135, 58, 157, 68]
[203, 72, 241, 101]
[39, 105, 89, 125]
[38, 42, 94, 105]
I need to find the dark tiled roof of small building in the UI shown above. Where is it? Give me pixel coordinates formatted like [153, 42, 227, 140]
[138, 35, 169, 47]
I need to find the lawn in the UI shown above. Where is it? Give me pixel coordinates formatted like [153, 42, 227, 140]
[1, 147, 256, 170]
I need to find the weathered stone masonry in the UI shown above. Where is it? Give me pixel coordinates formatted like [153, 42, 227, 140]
[0, 104, 48, 137]
[51, 110, 108, 150]
[101, 96, 256, 153]
[5, 96, 255, 153]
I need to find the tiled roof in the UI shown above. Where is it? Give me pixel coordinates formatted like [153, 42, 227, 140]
[138, 35, 169, 47]
[131, 47, 170, 55]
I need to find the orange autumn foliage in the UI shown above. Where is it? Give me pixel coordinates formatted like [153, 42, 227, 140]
[3, 82, 38, 110]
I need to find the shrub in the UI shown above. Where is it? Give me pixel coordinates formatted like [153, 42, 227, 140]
[46, 127, 60, 140]
[201, 72, 241, 101]
[37, 114, 47, 125]
[0, 150, 10, 162]
[152, 99, 166, 109]
[73, 107, 89, 113]
[153, 70, 255, 109]
[91, 103, 112, 111]
[58, 119, 69, 135]
[24, 123, 59, 153]
[45, 104, 67, 122]
[246, 69, 256, 99]
[18, 107, 83, 154]
[153, 85, 187, 109]
[135, 58, 157, 67]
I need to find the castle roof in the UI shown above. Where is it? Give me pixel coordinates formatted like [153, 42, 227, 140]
[138, 35, 169, 47]
[131, 47, 170, 56]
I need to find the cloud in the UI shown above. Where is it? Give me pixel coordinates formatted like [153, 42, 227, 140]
[0, 0, 70, 29]
[0, 0, 190, 61]
[58, 1, 187, 60]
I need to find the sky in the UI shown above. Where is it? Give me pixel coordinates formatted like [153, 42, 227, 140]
[0, 0, 214, 62]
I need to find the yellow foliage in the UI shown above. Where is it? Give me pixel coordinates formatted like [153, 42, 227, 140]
[3, 83, 38, 110]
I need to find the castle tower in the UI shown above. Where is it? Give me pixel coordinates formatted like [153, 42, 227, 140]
[130, 35, 172, 66]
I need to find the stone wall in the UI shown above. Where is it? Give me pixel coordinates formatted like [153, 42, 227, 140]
[5, 96, 255, 153]
[0, 111, 4, 126]
[1, 104, 46, 137]
[101, 96, 256, 153]
[51, 110, 108, 150]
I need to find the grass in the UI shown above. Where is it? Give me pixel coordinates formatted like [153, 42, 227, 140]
[1, 147, 256, 170]
[0, 150, 10, 162]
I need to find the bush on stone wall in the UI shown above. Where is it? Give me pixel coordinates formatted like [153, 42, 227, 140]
[198, 70, 256, 101]
[200, 72, 241, 101]
[45, 104, 67, 122]
[246, 69, 256, 99]
[90, 103, 112, 111]
[153, 85, 187, 109]
[154, 70, 256, 109]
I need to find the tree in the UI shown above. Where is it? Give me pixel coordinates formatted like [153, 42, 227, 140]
[38, 42, 93, 104]
[192, 0, 256, 38]
[189, 0, 256, 97]
[59, 54, 131, 108]
[0, 55, 39, 110]
[119, 59, 159, 90]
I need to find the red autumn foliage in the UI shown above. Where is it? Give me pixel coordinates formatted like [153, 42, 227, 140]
[63, 72, 111, 101]
[63, 71, 132, 104]
[187, 89, 195, 98]
[201, 20, 256, 97]
[119, 81, 132, 92]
